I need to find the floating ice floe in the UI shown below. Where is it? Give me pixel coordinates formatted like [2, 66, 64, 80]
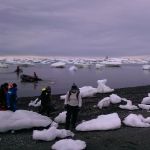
[69, 66, 78, 72]
[119, 98, 138, 110]
[0, 63, 8, 68]
[28, 98, 41, 107]
[54, 111, 67, 124]
[101, 61, 122, 67]
[33, 126, 74, 141]
[74, 62, 90, 68]
[138, 104, 150, 110]
[76, 113, 121, 131]
[52, 139, 86, 150]
[51, 62, 66, 68]
[142, 65, 150, 70]
[95, 64, 104, 69]
[61, 79, 114, 99]
[0, 110, 52, 132]
[123, 114, 150, 127]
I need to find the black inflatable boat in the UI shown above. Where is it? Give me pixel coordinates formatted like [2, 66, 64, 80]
[20, 74, 42, 82]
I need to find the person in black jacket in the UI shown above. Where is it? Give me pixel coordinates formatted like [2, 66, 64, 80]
[39, 86, 55, 116]
[0, 83, 8, 110]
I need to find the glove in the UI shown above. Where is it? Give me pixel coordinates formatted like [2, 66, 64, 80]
[64, 105, 67, 110]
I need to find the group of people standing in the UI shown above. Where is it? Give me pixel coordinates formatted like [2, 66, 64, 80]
[0, 81, 82, 130]
[0, 82, 18, 112]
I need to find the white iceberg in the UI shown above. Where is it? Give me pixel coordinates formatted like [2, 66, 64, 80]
[123, 114, 150, 127]
[97, 97, 110, 109]
[51, 62, 66, 68]
[74, 62, 90, 68]
[33, 126, 74, 141]
[97, 79, 114, 93]
[76, 113, 121, 131]
[101, 61, 122, 67]
[95, 64, 104, 69]
[54, 111, 67, 124]
[80, 86, 97, 97]
[69, 66, 78, 72]
[0, 110, 52, 132]
[138, 104, 150, 110]
[142, 65, 150, 70]
[109, 94, 122, 104]
[119, 98, 138, 110]
[52, 139, 86, 150]
[0, 63, 8, 68]
[141, 97, 150, 105]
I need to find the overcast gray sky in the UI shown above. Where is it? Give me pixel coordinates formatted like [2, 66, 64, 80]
[0, 0, 150, 57]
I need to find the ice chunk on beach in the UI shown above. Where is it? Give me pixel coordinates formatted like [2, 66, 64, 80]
[51, 62, 66, 68]
[51, 121, 59, 128]
[141, 97, 150, 105]
[119, 98, 138, 110]
[76, 113, 121, 131]
[110, 94, 122, 104]
[138, 104, 150, 110]
[54, 111, 66, 124]
[33, 126, 74, 141]
[97, 97, 110, 109]
[123, 114, 150, 127]
[28, 98, 41, 107]
[0, 110, 52, 132]
[52, 139, 86, 150]
[97, 79, 114, 93]
[80, 86, 97, 97]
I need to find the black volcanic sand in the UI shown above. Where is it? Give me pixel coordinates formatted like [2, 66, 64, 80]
[1, 85, 150, 150]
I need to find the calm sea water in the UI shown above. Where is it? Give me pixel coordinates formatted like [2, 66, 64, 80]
[0, 64, 150, 97]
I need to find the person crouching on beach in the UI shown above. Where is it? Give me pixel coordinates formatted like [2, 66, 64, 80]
[64, 83, 82, 130]
[7, 83, 18, 112]
[39, 86, 55, 117]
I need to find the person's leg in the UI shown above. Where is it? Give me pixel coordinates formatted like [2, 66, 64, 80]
[65, 105, 72, 130]
[71, 106, 79, 129]
[46, 106, 50, 117]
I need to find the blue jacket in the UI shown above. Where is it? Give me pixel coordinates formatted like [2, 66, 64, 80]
[7, 87, 17, 107]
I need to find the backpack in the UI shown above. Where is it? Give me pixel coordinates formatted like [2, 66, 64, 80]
[68, 90, 80, 100]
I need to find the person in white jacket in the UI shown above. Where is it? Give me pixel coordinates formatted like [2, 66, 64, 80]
[64, 83, 82, 130]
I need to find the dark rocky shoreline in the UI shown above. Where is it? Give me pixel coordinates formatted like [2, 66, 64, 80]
[1, 85, 150, 150]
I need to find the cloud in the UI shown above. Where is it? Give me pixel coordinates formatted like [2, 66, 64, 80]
[0, 0, 150, 56]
